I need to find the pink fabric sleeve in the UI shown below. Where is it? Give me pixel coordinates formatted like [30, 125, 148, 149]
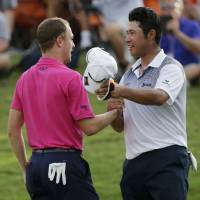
[11, 80, 23, 112]
[67, 73, 95, 120]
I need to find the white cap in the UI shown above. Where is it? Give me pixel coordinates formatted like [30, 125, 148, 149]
[83, 47, 118, 94]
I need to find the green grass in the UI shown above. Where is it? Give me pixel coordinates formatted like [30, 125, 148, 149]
[0, 63, 200, 200]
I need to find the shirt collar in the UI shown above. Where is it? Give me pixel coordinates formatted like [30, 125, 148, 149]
[131, 49, 167, 71]
[37, 57, 65, 67]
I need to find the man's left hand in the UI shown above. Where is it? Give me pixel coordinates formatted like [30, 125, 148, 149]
[96, 80, 123, 99]
[110, 83, 122, 98]
[95, 81, 110, 98]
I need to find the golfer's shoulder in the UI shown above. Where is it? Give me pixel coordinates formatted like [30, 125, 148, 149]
[59, 67, 82, 83]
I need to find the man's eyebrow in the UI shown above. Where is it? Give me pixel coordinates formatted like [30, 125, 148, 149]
[126, 29, 135, 33]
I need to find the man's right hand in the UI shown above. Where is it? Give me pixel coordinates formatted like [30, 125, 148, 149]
[107, 97, 124, 111]
[107, 97, 124, 132]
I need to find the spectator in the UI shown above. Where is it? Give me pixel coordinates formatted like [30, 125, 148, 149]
[0, 0, 18, 34]
[160, 0, 200, 84]
[46, 0, 92, 50]
[13, 0, 46, 49]
[182, 0, 200, 22]
[15, 0, 92, 71]
[0, 0, 18, 74]
[143, 0, 161, 14]
[0, 12, 11, 72]
[160, 0, 200, 67]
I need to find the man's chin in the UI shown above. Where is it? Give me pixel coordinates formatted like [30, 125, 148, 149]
[130, 51, 139, 58]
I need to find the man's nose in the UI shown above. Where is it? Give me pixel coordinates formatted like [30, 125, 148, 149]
[125, 35, 131, 43]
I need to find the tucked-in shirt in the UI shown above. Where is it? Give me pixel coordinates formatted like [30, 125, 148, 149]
[120, 50, 187, 159]
[11, 57, 94, 150]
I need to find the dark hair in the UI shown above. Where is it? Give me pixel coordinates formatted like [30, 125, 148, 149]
[129, 7, 161, 45]
[37, 17, 69, 52]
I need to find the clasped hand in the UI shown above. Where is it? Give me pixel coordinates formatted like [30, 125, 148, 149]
[96, 80, 124, 113]
[96, 80, 121, 98]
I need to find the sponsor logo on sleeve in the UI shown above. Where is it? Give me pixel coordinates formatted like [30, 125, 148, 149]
[80, 105, 89, 110]
[162, 80, 170, 85]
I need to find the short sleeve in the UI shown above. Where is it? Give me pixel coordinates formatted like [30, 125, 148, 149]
[155, 64, 185, 105]
[67, 73, 95, 120]
[119, 75, 125, 86]
[11, 79, 23, 112]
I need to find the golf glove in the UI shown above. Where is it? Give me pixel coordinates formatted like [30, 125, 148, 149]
[48, 163, 66, 185]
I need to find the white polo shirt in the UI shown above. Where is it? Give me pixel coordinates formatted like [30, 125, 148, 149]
[120, 49, 187, 159]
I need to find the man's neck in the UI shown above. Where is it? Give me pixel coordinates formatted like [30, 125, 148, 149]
[42, 50, 64, 64]
[138, 46, 160, 76]
[141, 46, 161, 69]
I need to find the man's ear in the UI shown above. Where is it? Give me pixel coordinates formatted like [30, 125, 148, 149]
[56, 35, 64, 47]
[147, 29, 156, 42]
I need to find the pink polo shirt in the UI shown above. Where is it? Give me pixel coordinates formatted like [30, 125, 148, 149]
[11, 57, 95, 150]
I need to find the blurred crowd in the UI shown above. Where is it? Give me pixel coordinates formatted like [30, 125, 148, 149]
[0, 0, 200, 85]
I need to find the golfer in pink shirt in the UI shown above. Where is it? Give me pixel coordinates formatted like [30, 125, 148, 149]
[8, 17, 118, 200]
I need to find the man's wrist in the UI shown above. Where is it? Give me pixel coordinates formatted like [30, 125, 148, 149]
[22, 160, 29, 171]
[118, 85, 126, 98]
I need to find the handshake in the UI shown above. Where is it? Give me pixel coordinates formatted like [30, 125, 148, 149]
[83, 47, 124, 114]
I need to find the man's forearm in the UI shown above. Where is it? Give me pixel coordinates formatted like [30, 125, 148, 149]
[8, 132, 28, 172]
[119, 87, 168, 105]
[78, 109, 118, 136]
